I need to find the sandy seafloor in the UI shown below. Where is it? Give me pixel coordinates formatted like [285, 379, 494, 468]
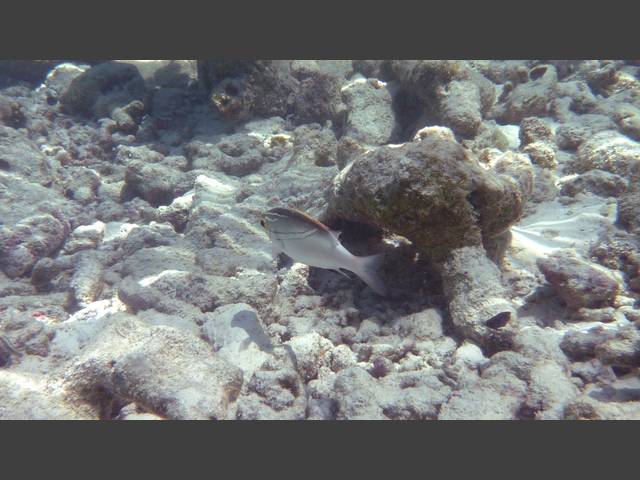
[0, 60, 639, 420]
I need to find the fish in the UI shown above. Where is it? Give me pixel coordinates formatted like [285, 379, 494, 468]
[260, 207, 387, 295]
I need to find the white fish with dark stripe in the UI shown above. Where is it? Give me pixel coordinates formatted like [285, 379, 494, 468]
[260, 207, 387, 295]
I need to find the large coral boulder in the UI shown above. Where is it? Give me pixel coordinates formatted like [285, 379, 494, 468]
[60, 61, 146, 119]
[197, 60, 345, 127]
[326, 128, 529, 261]
[358, 60, 495, 139]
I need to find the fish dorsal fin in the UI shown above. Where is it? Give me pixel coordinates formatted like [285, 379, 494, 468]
[329, 229, 342, 241]
[271, 207, 331, 233]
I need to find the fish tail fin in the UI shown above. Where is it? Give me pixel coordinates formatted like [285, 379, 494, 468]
[350, 253, 388, 296]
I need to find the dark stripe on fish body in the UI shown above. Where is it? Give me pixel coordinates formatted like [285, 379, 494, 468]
[270, 227, 319, 239]
[266, 207, 331, 233]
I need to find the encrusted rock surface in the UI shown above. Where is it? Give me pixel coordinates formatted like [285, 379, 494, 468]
[1, 59, 639, 420]
[537, 250, 620, 309]
[327, 127, 529, 261]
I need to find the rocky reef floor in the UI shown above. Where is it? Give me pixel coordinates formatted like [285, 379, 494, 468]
[0, 60, 639, 419]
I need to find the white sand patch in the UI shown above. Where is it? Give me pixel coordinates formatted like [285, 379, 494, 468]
[73, 221, 106, 237]
[340, 76, 368, 92]
[64, 297, 127, 323]
[496, 124, 520, 149]
[510, 196, 616, 261]
[103, 222, 140, 243]
[240, 117, 287, 137]
[519, 314, 632, 342]
[506, 195, 621, 310]
[194, 174, 237, 205]
[138, 269, 189, 287]
[0, 370, 44, 391]
[169, 191, 194, 209]
[557, 173, 580, 188]
[263, 134, 293, 149]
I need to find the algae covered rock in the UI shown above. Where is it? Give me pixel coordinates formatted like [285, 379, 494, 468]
[0, 95, 25, 128]
[560, 170, 628, 198]
[330, 367, 452, 420]
[492, 64, 558, 123]
[519, 117, 554, 146]
[522, 141, 557, 169]
[612, 103, 640, 141]
[574, 130, 640, 179]
[197, 60, 345, 127]
[384, 60, 464, 101]
[617, 187, 640, 234]
[326, 128, 527, 349]
[215, 133, 270, 176]
[560, 326, 618, 361]
[290, 124, 337, 167]
[439, 246, 516, 351]
[327, 127, 529, 261]
[378, 60, 494, 138]
[123, 159, 182, 207]
[60, 61, 146, 119]
[438, 372, 527, 420]
[437, 78, 484, 138]
[236, 366, 307, 420]
[537, 250, 620, 309]
[341, 78, 398, 145]
[594, 325, 640, 368]
[0, 213, 70, 278]
[555, 114, 616, 151]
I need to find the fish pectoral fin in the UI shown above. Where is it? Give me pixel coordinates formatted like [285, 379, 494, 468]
[332, 268, 352, 279]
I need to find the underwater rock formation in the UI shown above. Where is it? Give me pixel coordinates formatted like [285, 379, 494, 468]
[1, 59, 639, 420]
[341, 78, 398, 145]
[439, 246, 516, 352]
[197, 60, 347, 128]
[573, 130, 640, 179]
[491, 64, 558, 124]
[327, 127, 529, 261]
[326, 127, 531, 348]
[352, 60, 495, 139]
[537, 250, 620, 309]
[60, 61, 147, 119]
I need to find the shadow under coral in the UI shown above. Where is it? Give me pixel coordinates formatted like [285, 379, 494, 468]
[277, 218, 449, 329]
